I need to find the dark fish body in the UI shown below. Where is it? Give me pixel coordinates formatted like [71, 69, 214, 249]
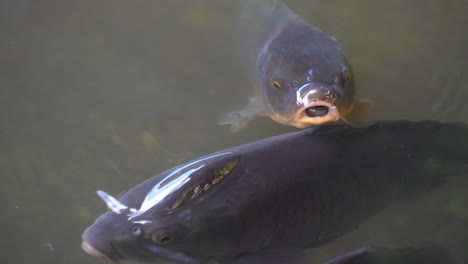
[82, 121, 468, 263]
[221, 0, 372, 130]
[332, 246, 456, 264]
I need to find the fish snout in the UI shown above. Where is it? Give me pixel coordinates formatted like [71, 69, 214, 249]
[293, 83, 342, 125]
[81, 213, 123, 263]
[323, 90, 337, 103]
[303, 90, 337, 118]
[296, 84, 339, 105]
[81, 240, 118, 263]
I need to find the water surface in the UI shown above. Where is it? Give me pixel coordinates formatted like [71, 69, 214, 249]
[1, 0, 467, 263]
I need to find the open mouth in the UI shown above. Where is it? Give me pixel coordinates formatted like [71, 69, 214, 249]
[81, 240, 118, 263]
[304, 105, 330, 118]
[296, 101, 340, 125]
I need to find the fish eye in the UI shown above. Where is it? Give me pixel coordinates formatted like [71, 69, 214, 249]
[131, 226, 143, 237]
[152, 232, 174, 245]
[272, 79, 282, 90]
[344, 71, 352, 83]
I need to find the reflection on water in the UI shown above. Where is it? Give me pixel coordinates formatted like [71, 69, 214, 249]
[0, 0, 467, 263]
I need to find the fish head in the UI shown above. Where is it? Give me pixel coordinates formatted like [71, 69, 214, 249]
[82, 152, 243, 263]
[257, 28, 355, 128]
[81, 209, 194, 264]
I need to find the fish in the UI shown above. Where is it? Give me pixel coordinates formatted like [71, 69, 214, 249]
[81, 120, 468, 264]
[326, 246, 455, 264]
[220, 0, 373, 131]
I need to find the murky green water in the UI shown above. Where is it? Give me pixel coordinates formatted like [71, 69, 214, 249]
[1, 0, 467, 263]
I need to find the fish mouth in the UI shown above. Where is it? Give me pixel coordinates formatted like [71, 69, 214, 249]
[295, 101, 340, 125]
[81, 240, 118, 263]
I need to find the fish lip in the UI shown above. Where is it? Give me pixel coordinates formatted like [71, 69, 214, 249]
[295, 100, 340, 125]
[81, 240, 119, 263]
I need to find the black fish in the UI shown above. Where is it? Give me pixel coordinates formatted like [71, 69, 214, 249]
[82, 121, 468, 263]
[326, 246, 455, 264]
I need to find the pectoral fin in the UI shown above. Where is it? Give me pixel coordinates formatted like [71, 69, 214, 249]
[219, 96, 267, 132]
[344, 99, 374, 124]
[226, 248, 311, 264]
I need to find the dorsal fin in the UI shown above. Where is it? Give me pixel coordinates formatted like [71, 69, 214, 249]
[96, 190, 136, 215]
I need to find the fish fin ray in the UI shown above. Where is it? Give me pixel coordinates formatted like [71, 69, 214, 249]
[344, 98, 374, 123]
[219, 96, 266, 132]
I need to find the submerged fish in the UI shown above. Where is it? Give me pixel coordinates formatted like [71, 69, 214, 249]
[327, 246, 455, 264]
[82, 121, 468, 264]
[220, 0, 372, 130]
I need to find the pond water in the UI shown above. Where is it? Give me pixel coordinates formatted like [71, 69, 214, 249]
[1, 0, 467, 263]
